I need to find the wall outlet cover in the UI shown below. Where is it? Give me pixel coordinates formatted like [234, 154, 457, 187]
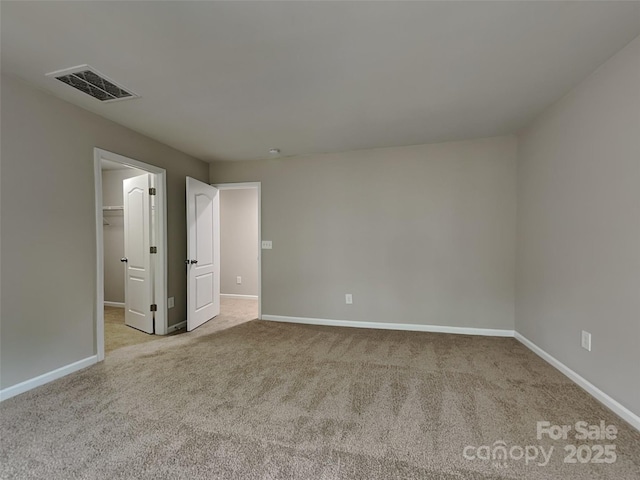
[236, 276, 242, 285]
[262, 240, 272, 249]
[168, 297, 175, 309]
[345, 294, 353, 305]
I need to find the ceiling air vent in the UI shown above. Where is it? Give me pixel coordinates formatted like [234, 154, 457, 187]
[45, 65, 138, 102]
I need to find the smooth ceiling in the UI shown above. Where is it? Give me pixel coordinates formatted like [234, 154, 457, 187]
[2, 1, 639, 162]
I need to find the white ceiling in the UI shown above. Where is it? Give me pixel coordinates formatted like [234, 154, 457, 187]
[2, 1, 639, 162]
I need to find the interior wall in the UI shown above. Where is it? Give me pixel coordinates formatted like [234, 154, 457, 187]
[0, 73, 209, 389]
[219, 188, 259, 296]
[516, 36, 640, 416]
[211, 136, 517, 330]
[102, 167, 147, 304]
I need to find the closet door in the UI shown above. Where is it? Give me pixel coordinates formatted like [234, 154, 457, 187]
[122, 174, 154, 334]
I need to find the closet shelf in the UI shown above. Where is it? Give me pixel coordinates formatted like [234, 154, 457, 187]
[103, 206, 123, 226]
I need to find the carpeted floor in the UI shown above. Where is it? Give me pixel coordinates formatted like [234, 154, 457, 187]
[105, 297, 258, 354]
[1, 301, 638, 479]
[104, 306, 157, 353]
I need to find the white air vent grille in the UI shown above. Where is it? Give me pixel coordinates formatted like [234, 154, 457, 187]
[46, 65, 138, 102]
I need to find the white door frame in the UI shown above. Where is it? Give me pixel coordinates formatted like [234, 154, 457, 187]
[94, 148, 168, 361]
[212, 182, 262, 320]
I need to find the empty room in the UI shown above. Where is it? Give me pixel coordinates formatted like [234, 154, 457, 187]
[1, 1, 639, 479]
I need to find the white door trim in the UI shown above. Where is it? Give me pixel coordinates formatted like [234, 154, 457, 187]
[94, 148, 168, 361]
[212, 182, 262, 320]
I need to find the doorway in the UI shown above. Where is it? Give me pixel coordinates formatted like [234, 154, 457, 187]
[94, 148, 168, 361]
[214, 182, 262, 321]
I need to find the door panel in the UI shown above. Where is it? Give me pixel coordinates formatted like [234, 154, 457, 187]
[196, 272, 214, 311]
[195, 194, 214, 265]
[123, 174, 154, 334]
[187, 177, 220, 331]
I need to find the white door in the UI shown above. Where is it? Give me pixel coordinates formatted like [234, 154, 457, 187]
[123, 174, 154, 334]
[186, 177, 220, 331]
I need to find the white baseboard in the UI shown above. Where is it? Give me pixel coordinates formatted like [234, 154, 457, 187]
[261, 314, 514, 337]
[104, 301, 124, 308]
[221, 294, 258, 300]
[166, 320, 186, 333]
[515, 333, 640, 431]
[0, 355, 98, 402]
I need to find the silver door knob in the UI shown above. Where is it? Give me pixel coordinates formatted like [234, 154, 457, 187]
[121, 257, 128, 263]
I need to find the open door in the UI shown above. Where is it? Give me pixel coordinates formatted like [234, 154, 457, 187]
[186, 177, 220, 331]
[122, 174, 154, 334]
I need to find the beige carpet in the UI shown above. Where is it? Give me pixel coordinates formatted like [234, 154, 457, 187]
[104, 306, 157, 353]
[105, 297, 258, 354]
[1, 303, 638, 479]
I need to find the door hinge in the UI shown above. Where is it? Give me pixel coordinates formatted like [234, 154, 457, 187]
[149, 187, 156, 195]
[150, 304, 158, 312]
[150, 246, 157, 254]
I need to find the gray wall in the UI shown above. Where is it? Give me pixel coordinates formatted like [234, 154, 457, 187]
[516, 36, 640, 416]
[102, 167, 148, 303]
[0, 74, 209, 389]
[220, 189, 259, 296]
[211, 136, 517, 329]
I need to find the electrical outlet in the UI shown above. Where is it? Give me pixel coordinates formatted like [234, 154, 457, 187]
[236, 276, 242, 285]
[261, 240, 272, 249]
[345, 294, 353, 305]
[581, 330, 591, 351]
[168, 297, 175, 309]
